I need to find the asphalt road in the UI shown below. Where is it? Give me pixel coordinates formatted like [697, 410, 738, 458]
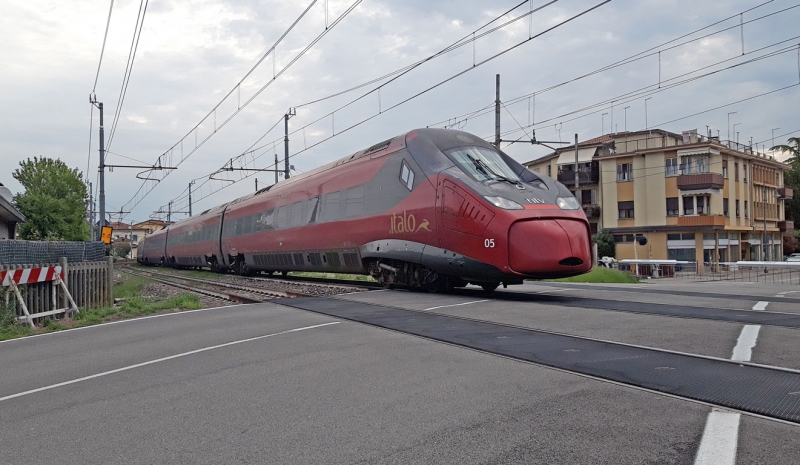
[1, 279, 798, 464]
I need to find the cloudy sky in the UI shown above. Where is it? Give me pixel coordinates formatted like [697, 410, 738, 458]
[2, 0, 798, 223]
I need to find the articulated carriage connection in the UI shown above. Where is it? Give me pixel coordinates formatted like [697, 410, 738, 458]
[138, 128, 592, 292]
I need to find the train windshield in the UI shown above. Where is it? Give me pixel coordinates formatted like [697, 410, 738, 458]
[446, 146, 521, 184]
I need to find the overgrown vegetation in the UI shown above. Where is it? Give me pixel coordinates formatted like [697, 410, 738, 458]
[592, 229, 615, 259]
[546, 266, 639, 283]
[0, 273, 202, 341]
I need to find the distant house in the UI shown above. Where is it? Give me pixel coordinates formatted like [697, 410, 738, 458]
[107, 221, 151, 259]
[0, 183, 25, 240]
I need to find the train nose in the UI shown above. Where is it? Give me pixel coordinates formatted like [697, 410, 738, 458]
[507, 219, 592, 275]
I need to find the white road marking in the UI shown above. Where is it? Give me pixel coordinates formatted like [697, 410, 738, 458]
[695, 302, 766, 464]
[0, 322, 339, 403]
[694, 410, 741, 465]
[752, 301, 769, 311]
[775, 291, 800, 298]
[730, 325, 761, 362]
[424, 300, 489, 311]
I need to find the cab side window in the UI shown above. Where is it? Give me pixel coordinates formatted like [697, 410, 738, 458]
[400, 161, 415, 191]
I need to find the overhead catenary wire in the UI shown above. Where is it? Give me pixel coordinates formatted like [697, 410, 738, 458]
[152, 1, 611, 218]
[495, 39, 800, 144]
[151, 0, 562, 215]
[107, 0, 149, 151]
[121, 0, 360, 215]
[428, 1, 795, 129]
[92, 0, 116, 93]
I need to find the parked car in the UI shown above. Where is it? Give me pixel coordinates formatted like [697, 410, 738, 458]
[786, 253, 800, 262]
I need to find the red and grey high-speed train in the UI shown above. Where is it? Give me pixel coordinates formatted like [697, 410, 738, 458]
[137, 128, 592, 291]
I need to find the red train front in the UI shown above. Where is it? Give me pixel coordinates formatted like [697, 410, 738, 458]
[140, 128, 592, 292]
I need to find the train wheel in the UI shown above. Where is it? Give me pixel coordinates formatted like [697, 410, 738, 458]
[423, 273, 449, 293]
[480, 282, 500, 292]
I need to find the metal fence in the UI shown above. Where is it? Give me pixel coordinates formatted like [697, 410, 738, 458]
[609, 260, 800, 284]
[2, 257, 113, 324]
[0, 240, 106, 266]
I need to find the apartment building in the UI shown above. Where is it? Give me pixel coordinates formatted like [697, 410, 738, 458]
[524, 129, 794, 263]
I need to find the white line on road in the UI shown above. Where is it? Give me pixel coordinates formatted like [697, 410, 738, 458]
[695, 302, 766, 464]
[424, 300, 489, 311]
[0, 322, 340, 403]
[752, 301, 769, 311]
[730, 325, 761, 362]
[694, 410, 741, 465]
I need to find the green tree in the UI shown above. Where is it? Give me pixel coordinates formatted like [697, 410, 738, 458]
[785, 160, 800, 222]
[13, 157, 89, 241]
[592, 229, 615, 259]
[771, 137, 800, 163]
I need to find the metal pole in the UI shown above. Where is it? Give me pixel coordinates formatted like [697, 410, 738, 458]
[624, 106, 629, 132]
[574, 133, 579, 190]
[284, 113, 290, 179]
[255, 178, 258, 192]
[168, 201, 172, 223]
[274, 153, 279, 184]
[763, 185, 767, 261]
[88, 182, 94, 240]
[494, 74, 500, 147]
[644, 98, 651, 130]
[727, 111, 737, 142]
[188, 182, 193, 217]
[98, 102, 106, 234]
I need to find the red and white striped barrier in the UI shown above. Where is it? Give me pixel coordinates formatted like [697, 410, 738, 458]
[1, 266, 64, 287]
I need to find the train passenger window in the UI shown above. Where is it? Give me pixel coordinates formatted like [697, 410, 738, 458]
[306, 197, 320, 224]
[290, 201, 303, 227]
[276, 206, 289, 228]
[345, 186, 365, 218]
[400, 162, 415, 190]
[324, 192, 340, 221]
[243, 215, 253, 234]
[261, 209, 274, 230]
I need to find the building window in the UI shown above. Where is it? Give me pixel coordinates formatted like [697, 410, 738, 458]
[668, 248, 696, 261]
[665, 158, 678, 176]
[744, 200, 748, 218]
[744, 165, 748, 182]
[722, 160, 728, 178]
[735, 200, 740, 217]
[666, 197, 679, 216]
[617, 163, 633, 182]
[723, 198, 729, 217]
[547, 165, 551, 177]
[735, 163, 739, 181]
[613, 234, 634, 243]
[696, 196, 706, 215]
[618, 201, 634, 218]
[683, 196, 694, 215]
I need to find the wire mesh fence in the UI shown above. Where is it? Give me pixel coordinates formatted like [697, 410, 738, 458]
[0, 240, 107, 265]
[609, 260, 800, 284]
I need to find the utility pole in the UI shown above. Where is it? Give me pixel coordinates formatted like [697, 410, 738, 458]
[624, 106, 630, 132]
[255, 178, 258, 192]
[274, 153, 279, 184]
[188, 180, 194, 217]
[88, 182, 94, 240]
[284, 108, 296, 180]
[574, 134, 579, 190]
[89, 97, 106, 235]
[494, 74, 501, 147]
[168, 201, 172, 223]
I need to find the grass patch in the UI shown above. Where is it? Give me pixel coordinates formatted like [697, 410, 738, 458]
[75, 293, 201, 327]
[545, 267, 639, 284]
[113, 274, 150, 299]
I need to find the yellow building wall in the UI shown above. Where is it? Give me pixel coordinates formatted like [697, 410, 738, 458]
[601, 159, 618, 229]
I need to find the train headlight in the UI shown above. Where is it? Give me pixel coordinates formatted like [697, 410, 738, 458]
[556, 196, 581, 210]
[484, 196, 523, 210]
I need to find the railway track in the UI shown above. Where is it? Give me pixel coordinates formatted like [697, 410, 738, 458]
[121, 266, 374, 304]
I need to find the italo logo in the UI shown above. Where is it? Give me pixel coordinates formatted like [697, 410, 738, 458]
[390, 211, 431, 234]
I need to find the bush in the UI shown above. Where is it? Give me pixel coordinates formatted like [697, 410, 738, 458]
[592, 229, 615, 259]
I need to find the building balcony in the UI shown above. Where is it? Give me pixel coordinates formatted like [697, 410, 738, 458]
[557, 169, 599, 184]
[582, 204, 601, 218]
[778, 187, 793, 199]
[677, 214, 727, 227]
[778, 220, 794, 232]
[676, 172, 724, 190]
